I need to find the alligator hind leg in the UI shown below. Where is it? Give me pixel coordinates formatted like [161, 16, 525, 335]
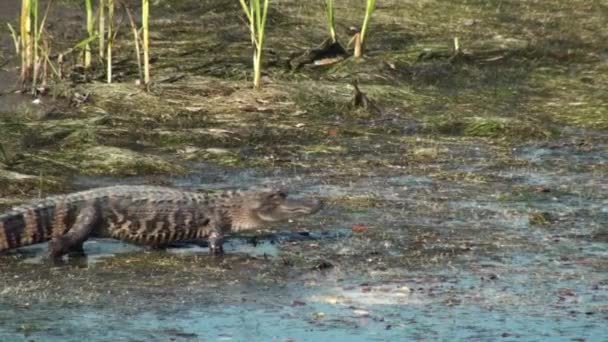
[48, 207, 97, 261]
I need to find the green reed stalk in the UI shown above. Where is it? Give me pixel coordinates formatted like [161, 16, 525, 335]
[84, 0, 93, 67]
[359, 0, 375, 51]
[33, 0, 51, 92]
[325, 0, 336, 43]
[123, 5, 142, 82]
[106, 0, 113, 83]
[7, 23, 19, 53]
[32, 0, 39, 90]
[239, 0, 270, 89]
[99, 0, 105, 58]
[142, 0, 150, 85]
[20, 0, 32, 84]
[18, 0, 50, 92]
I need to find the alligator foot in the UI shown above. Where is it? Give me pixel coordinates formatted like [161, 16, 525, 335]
[48, 236, 71, 261]
[49, 237, 88, 261]
[208, 231, 224, 256]
[67, 243, 86, 258]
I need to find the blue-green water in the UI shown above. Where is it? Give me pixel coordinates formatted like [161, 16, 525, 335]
[1, 142, 607, 341]
[1, 273, 606, 342]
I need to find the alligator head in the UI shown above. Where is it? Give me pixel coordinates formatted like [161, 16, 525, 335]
[227, 190, 322, 231]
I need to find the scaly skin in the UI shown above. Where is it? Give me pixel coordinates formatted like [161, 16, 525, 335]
[0, 185, 321, 260]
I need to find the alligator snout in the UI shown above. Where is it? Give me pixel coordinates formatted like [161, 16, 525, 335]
[283, 197, 323, 215]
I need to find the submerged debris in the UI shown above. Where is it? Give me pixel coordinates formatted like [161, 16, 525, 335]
[350, 79, 382, 116]
[290, 37, 348, 70]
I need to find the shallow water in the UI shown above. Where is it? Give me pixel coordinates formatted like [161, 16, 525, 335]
[1, 268, 605, 341]
[2, 140, 607, 341]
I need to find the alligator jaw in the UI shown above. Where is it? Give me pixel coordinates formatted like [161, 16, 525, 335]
[230, 191, 322, 231]
[276, 197, 322, 216]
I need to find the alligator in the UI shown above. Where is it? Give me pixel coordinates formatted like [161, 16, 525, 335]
[0, 185, 321, 260]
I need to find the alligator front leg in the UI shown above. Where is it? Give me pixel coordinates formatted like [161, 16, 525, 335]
[208, 231, 224, 256]
[48, 207, 97, 261]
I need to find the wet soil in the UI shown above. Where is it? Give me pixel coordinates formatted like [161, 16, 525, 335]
[0, 0, 607, 341]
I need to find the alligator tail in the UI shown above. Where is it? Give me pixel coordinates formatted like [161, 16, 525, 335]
[0, 200, 71, 252]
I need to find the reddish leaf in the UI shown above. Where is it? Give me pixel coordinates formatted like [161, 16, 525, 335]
[352, 224, 369, 233]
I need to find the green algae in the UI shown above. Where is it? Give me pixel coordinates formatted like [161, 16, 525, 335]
[528, 211, 553, 226]
[414, 106, 558, 139]
[76, 146, 185, 176]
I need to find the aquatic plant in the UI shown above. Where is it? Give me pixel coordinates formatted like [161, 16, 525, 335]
[6, 23, 19, 56]
[84, 0, 94, 67]
[325, 0, 336, 43]
[16, 0, 52, 94]
[124, 5, 143, 83]
[19, 0, 33, 85]
[142, 0, 150, 85]
[239, 0, 270, 89]
[354, 0, 376, 57]
[106, 0, 114, 83]
[123, 0, 151, 85]
[103, 0, 151, 85]
[99, 0, 105, 58]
